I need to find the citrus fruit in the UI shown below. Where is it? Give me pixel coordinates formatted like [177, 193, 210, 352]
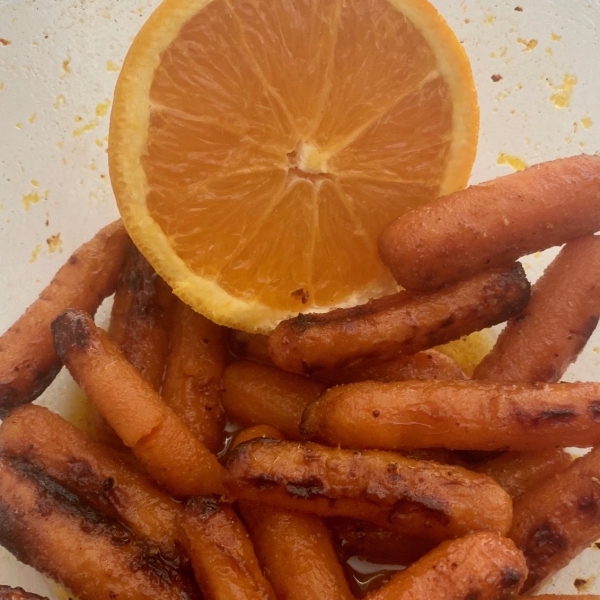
[109, 0, 479, 333]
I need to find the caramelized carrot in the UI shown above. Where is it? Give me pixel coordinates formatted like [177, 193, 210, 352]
[301, 379, 600, 451]
[162, 300, 227, 451]
[179, 496, 277, 600]
[379, 154, 600, 290]
[0, 221, 128, 415]
[474, 235, 600, 382]
[363, 531, 526, 600]
[0, 587, 50, 600]
[51, 309, 224, 496]
[221, 361, 325, 440]
[510, 444, 600, 591]
[0, 404, 183, 556]
[268, 264, 529, 374]
[227, 330, 273, 365]
[225, 439, 512, 542]
[0, 455, 200, 600]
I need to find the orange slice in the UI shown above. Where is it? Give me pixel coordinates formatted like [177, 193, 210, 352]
[109, 0, 479, 333]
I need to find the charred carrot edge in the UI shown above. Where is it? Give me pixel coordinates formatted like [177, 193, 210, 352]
[225, 438, 512, 542]
[473, 235, 600, 383]
[227, 330, 273, 365]
[0, 404, 183, 556]
[473, 448, 572, 498]
[314, 349, 466, 385]
[221, 361, 325, 440]
[0, 455, 201, 600]
[363, 531, 526, 600]
[301, 379, 600, 452]
[268, 264, 530, 374]
[378, 154, 600, 291]
[0, 220, 129, 415]
[179, 496, 277, 600]
[51, 309, 224, 497]
[161, 300, 226, 452]
[509, 444, 600, 592]
[108, 242, 175, 391]
[0, 585, 50, 600]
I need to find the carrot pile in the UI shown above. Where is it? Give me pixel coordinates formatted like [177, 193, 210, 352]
[0, 154, 600, 600]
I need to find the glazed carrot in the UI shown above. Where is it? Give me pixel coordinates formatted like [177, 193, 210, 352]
[51, 309, 224, 496]
[268, 264, 529, 374]
[509, 444, 600, 591]
[108, 242, 175, 390]
[161, 300, 227, 451]
[314, 349, 466, 385]
[378, 154, 600, 291]
[474, 235, 600, 382]
[0, 455, 201, 600]
[473, 448, 572, 498]
[0, 404, 183, 556]
[231, 427, 356, 600]
[0, 220, 128, 415]
[363, 531, 526, 600]
[179, 496, 277, 600]
[0, 587, 50, 600]
[225, 439, 512, 542]
[301, 379, 600, 451]
[221, 361, 325, 440]
[326, 517, 435, 566]
[227, 330, 273, 365]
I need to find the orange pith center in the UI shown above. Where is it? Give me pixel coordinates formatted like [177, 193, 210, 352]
[143, 0, 453, 312]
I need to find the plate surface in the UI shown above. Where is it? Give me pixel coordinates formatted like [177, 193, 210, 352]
[0, 0, 600, 596]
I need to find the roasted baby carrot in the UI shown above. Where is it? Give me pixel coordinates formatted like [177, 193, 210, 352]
[227, 330, 273, 365]
[363, 531, 527, 600]
[225, 438, 512, 542]
[314, 349, 466, 385]
[473, 448, 572, 498]
[473, 235, 600, 383]
[0, 220, 128, 415]
[0, 455, 201, 600]
[268, 264, 529, 374]
[301, 379, 600, 451]
[161, 300, 227, 451]
[51, 309, 224, 496]
[108, 242, 175, 390]
[0, 404, 183, 556]
[509, 444, 600, 591]
[378, 154, 600, 291]
[179, 496, 277, 600]
[221, 361, 325, 440]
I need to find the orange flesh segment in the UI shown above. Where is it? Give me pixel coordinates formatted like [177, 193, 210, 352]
[144, 0, 456, 312]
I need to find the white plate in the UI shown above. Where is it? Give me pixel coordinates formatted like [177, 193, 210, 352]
[1, 0, 600, 597]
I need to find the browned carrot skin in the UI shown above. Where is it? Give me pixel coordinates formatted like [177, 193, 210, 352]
[301, 379, 600, 452]
[363, 531, 527, 600]
[314, 349, 466, 385]
[0, 455, 201, 600]
[379, 154, 600, 291]
[0, 404, 183, 556]
[108, 242, 175, 391]
[509, 444, 600, 591]
[51, 309, 225, 497]
[0, 220, 129, 416]
[179, 496, 277, 600]
[227, 330, 273, 365]
[161, 301, 226, 452]
[268, 264, 530, 374]
[326, 517, 435, 566]
[473, 448, 572, 498]
[0, 586, 50, 600]
[221, 361, 325, 440]
[474, 235, 600, 383]
[225, 439, 512, 542]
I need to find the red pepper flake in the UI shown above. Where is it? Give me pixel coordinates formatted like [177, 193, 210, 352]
[491, 74, 503, 82]
[291, 288, 309, 304]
